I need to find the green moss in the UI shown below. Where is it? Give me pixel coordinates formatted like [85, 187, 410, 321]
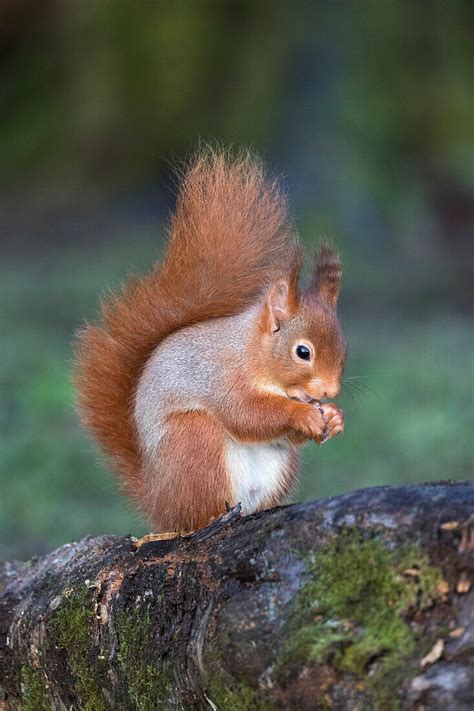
[47, 586, 106, 711]
[116, 603, 174, 711]
[21, 665, 49, 711]
[202, 645, 275, 711]
[205, 674, 275, 710]
[206, 676, 274, 711]
[280, 530, 443, 710]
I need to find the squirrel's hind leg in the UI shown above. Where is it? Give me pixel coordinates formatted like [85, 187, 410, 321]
[142, 411, 233, 533]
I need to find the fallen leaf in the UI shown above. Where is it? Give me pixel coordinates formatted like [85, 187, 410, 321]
[456, 574, 471, 594]
[403, 568, 421, 577]
[440, 521, 459, 530]
[459, 527, 474, 553]
[134, 531, 181, 548]
[449, 627, 464, 638]
[436, 579, 449, 596]
[420, 639, 444, 667]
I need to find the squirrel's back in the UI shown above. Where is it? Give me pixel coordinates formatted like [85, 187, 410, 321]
[74, 148, 300, 498]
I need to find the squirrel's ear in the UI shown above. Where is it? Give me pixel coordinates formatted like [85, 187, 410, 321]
[309, 243, 342, 307]
[265, 279, 295, 334]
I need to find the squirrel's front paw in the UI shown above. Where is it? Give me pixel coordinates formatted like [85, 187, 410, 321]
[319, 402, 344, 444]
[290, 404, 326, 443]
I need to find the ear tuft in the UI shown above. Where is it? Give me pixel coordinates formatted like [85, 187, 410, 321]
[266, 279, 294, 334]
[309, 242, 342, 306]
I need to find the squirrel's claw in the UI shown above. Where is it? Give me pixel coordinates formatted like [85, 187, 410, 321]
[319, 403, 344, 444]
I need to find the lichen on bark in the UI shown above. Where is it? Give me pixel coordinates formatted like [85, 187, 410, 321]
[277, 529, 445, 709]
[20, 666, 49, 711]
[116, 603, 174, 710]
[46, 585, 107, 711]
[1, 483, 472, 710]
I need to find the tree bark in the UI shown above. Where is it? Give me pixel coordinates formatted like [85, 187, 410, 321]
[1, 482, 473, 710]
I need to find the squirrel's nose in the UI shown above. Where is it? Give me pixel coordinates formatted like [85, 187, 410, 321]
[309, 379, 340, 401]
[320, 383, 340, 400]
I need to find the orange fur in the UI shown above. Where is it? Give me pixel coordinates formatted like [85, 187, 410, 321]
[75, 148, 347, 530]
[309, 241, 342, 306]
[74, 148, 299, 501]
[142, 411, 232, 532]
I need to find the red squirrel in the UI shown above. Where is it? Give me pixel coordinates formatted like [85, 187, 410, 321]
[75, 149, 346, 532]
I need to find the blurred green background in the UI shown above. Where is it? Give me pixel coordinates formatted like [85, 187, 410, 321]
[1, 0, 472, 560]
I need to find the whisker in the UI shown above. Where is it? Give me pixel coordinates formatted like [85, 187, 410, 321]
[353, 382, 380, 398]
[342, 379, 380, 399]
[350, 383, 369, 397]
[341, 383, 355, 403]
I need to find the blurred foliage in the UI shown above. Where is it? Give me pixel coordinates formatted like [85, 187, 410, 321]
[0, 0, 303, 187]
[1, 1, 472, 195]
[1, 0, 472, 559]
[1, 232, 472, 560]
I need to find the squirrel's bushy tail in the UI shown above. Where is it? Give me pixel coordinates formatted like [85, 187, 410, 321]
[74, 148, 299, 496]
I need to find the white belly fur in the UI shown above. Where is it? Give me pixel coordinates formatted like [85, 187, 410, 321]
[224, 438, 290, 513]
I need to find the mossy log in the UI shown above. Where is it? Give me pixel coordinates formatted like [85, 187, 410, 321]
[1, 482, 473, 710]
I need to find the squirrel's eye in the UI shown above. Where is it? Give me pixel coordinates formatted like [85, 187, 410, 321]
[296, 345, 311, 361]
